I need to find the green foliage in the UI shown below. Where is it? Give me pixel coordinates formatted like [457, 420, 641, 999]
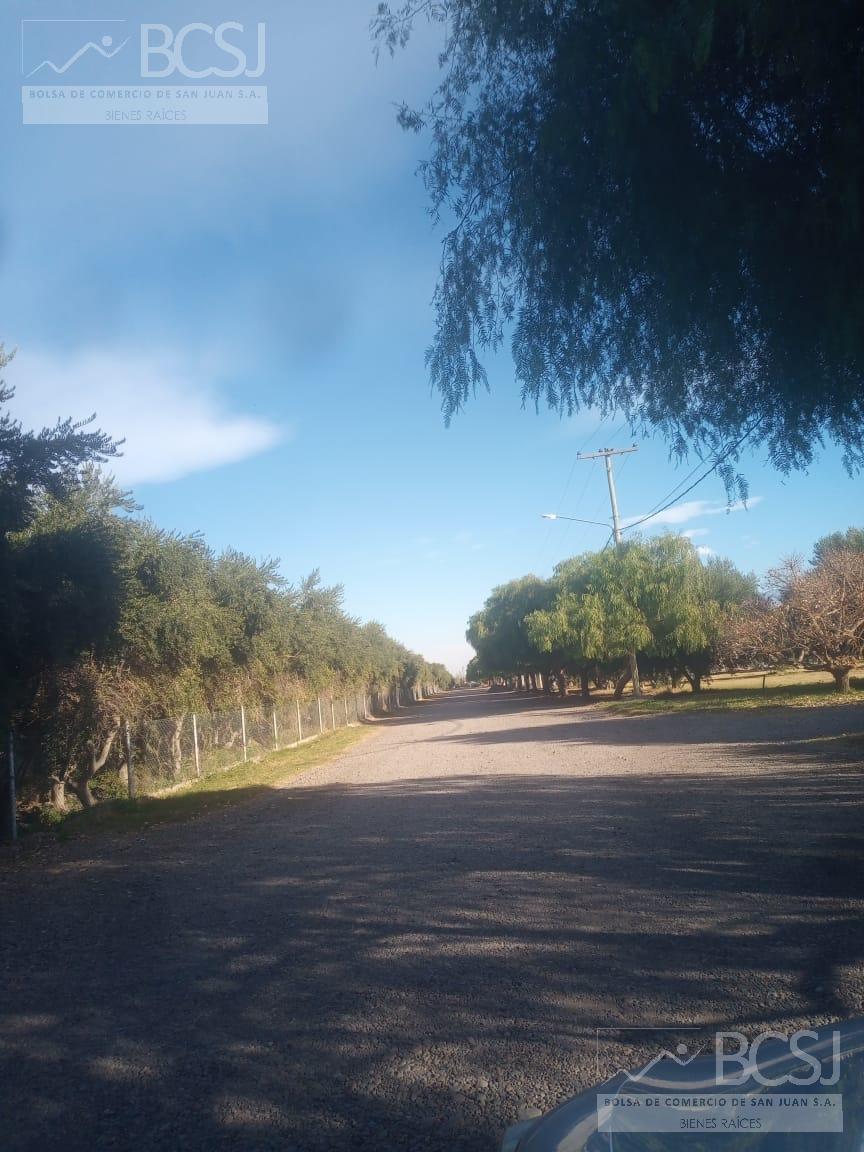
[121, 524, 232, 714]
[812, 526, 864, 566]
[702, 555, 758, 609]
[1, 367, 450, 809]
[0, 347, 120, 717]
[468, 536, 755, 691]
[375, 1, 864, 477]
[0, 349, 118, 538]
[466, 575, 552, 678]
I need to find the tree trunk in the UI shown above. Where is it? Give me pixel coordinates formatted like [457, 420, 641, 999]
[683, 671, 703, 693]
[580, 669, 590, 699]
[629, 651, 643, 697]
[49, 775, 69, 812]
[69, 725, 121, 809]
[613, 666, 632, 699]
[831, 667, 852, 692]
[543, 672, 553, 696]
[70, 777, 96, 809]
[170, 716, 185, 779]
[558, 670, 568, 697]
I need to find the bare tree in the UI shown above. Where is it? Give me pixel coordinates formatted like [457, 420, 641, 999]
[776, 552, 864, 691]
[722, 552, 864, 691]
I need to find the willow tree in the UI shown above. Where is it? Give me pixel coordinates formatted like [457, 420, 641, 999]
[466, 575, 553, 687]
[525, 557, 610, 697]
[374, 2, 864, 477]
[527, 537, 732, 694]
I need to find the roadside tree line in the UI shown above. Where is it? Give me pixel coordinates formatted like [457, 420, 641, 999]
[0, 353, 451, 812]
[466, 532, 864, 697]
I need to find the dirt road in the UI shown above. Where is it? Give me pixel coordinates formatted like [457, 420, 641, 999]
[3, 688, 864, 1150]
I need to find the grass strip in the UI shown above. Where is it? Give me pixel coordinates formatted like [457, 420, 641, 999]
[43, 725, 374, 841]
[599, 681, 864, 716]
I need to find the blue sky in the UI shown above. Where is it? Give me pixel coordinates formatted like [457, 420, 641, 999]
[3, 2, 862, 672]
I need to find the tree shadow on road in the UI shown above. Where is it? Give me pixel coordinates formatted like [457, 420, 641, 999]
[424, 701, 864, 748]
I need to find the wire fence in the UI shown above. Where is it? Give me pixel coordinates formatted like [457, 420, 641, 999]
[130, 688, 375, 795]
[2, 681, 434, 835]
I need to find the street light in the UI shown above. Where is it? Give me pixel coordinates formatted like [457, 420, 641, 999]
[541, 513, 611, 527]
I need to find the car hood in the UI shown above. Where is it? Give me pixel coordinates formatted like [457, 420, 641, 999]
[502, 1018, 864, 1151]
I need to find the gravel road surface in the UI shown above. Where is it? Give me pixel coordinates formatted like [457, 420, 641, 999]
[3, 688, 864, 1150]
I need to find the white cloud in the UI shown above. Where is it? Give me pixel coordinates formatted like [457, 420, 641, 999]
[6, 347, 283, 485]
[682, 528, 710, 539]
[696, 545, 715, 558]
[622, 496, 763, 529]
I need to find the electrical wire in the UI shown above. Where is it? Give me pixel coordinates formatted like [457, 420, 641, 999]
[620, 419, 764, 535]
[628, 453, 712, 524]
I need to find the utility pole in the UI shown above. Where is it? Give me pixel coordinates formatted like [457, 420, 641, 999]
[577, 445, 642, 697]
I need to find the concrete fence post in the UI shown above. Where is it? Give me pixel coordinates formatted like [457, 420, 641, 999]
[5, 730, 16, 842]
[191, 713, 201, 778]
[317, 696, 324, 733]
[240, 704, 248, 763]
[272, 707, 279, 750]
[124, 720, 136, 800]
[296, 699, 303, 742]
[344, 697, 349, 725]
[330, 698, 336, 730]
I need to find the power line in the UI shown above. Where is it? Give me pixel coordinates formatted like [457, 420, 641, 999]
[629, 448, 719, 524]
[620, 420, 764, 534]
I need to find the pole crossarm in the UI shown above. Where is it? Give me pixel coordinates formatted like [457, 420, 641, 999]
[541, 513, 611, 527]
[576, 445, 639, 461]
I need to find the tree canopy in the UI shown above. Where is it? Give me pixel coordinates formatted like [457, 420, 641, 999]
[813, 527, 864, 566]
[468, 536, 757, 694]
[374, 1, 864, 476]
[469, 531, 862, 699]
